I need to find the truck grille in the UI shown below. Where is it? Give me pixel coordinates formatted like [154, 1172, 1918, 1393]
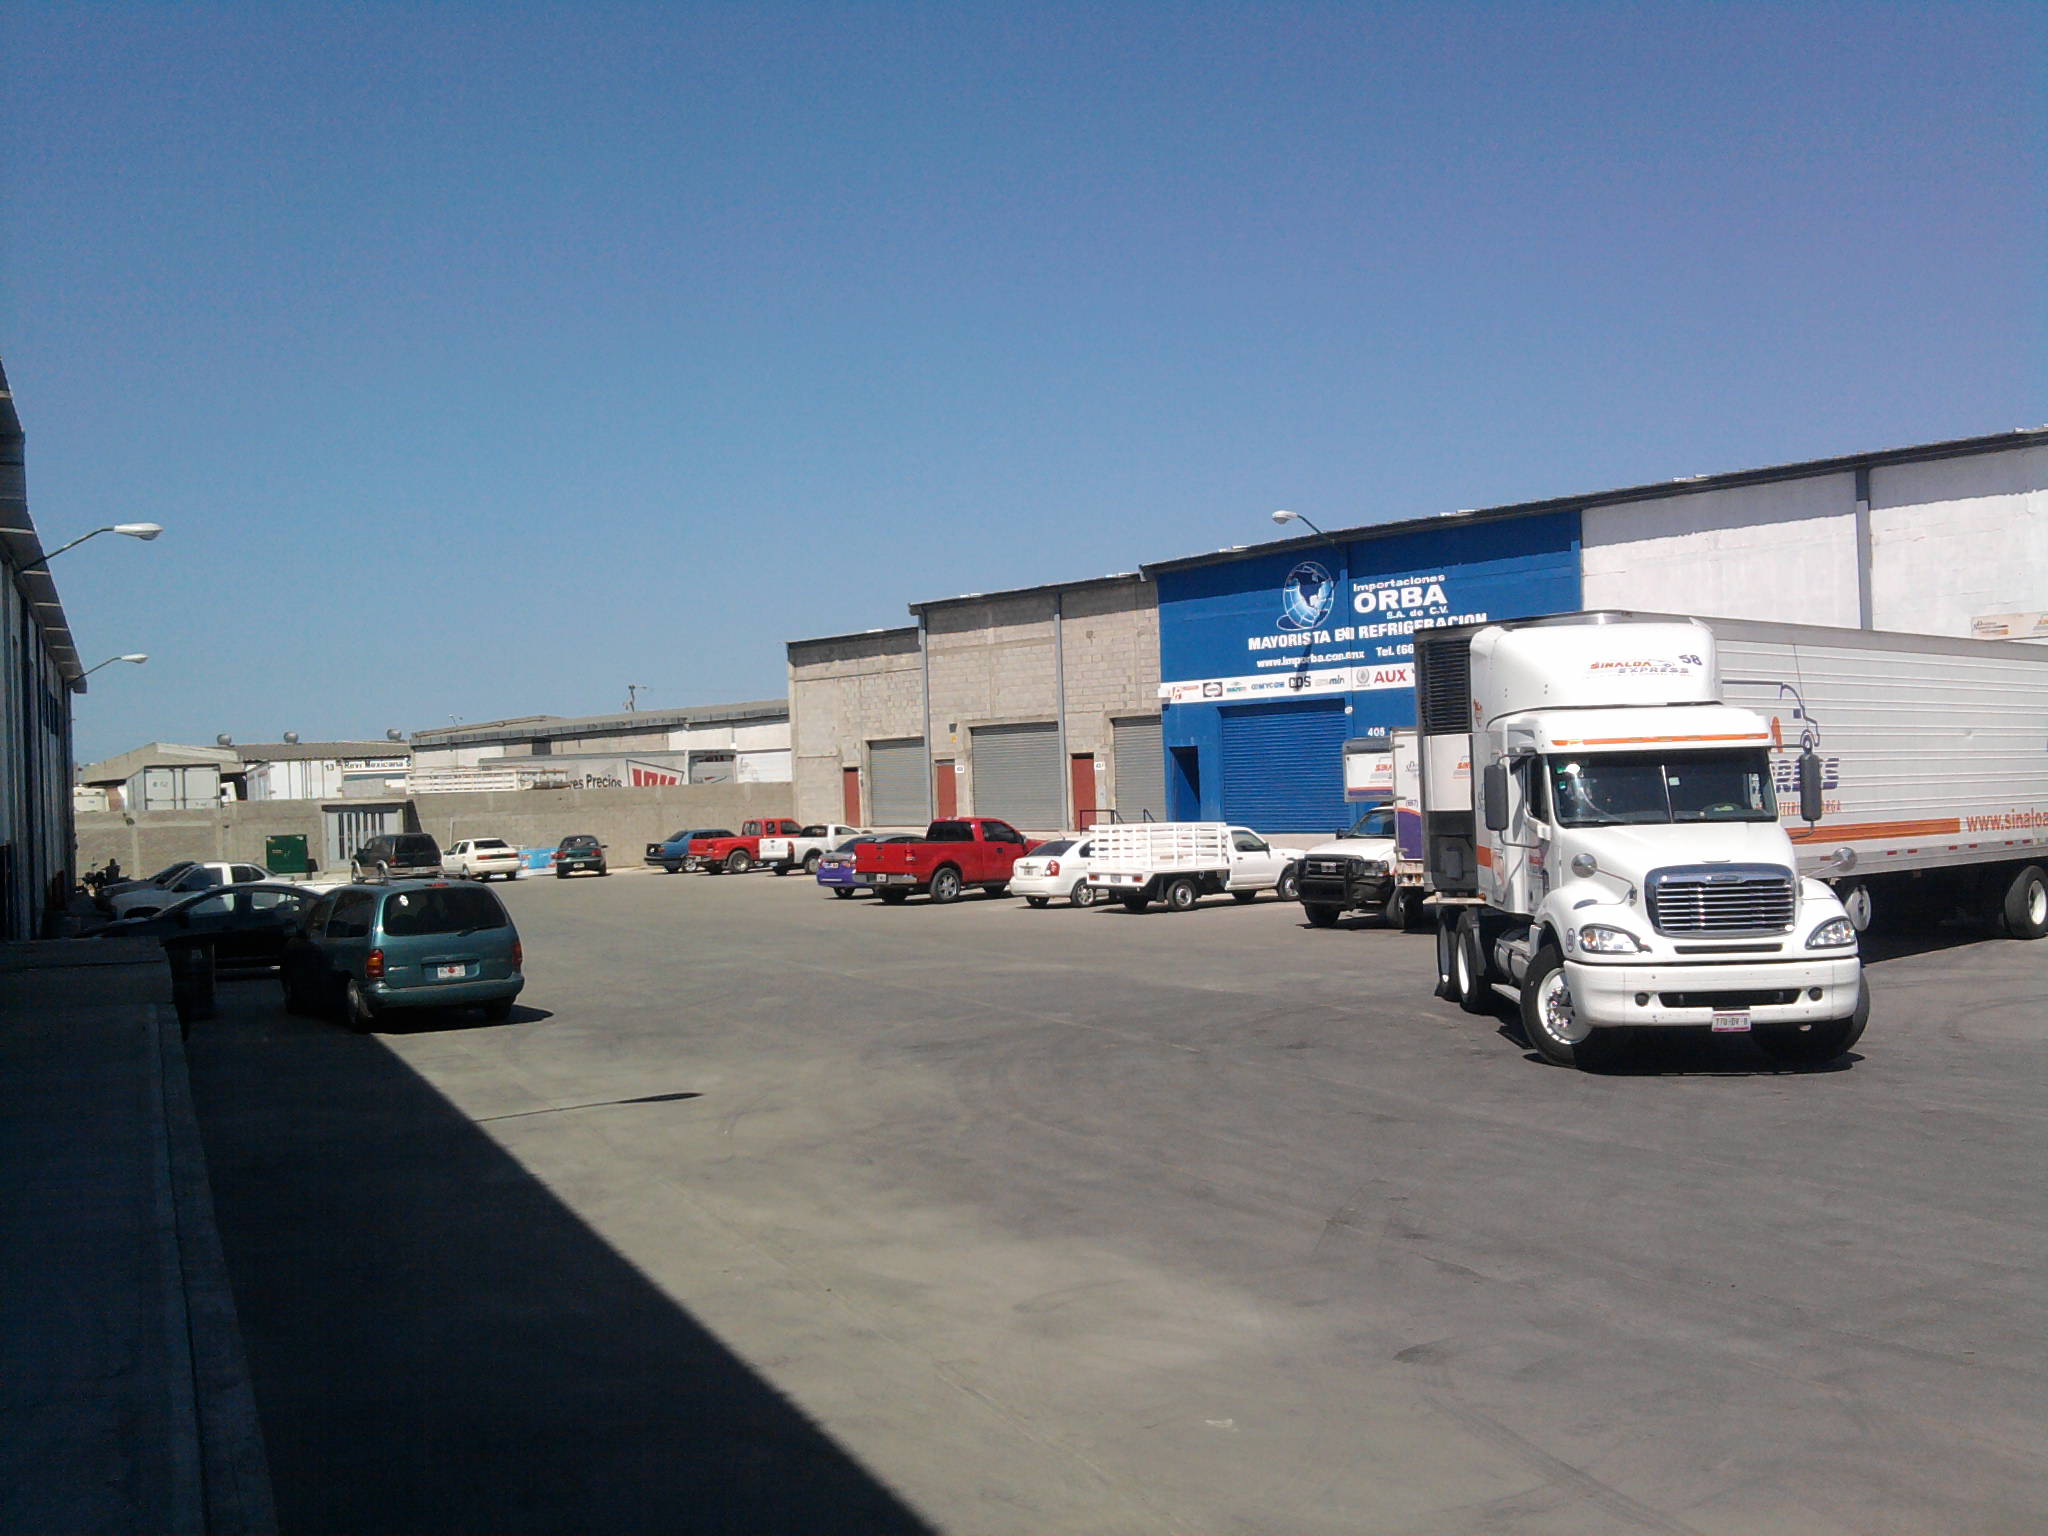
[1646, 866, 1796, 935]
[1305, 857, 1353, 878]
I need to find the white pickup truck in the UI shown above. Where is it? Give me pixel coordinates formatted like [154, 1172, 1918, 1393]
[1085, 822, 1306, 912]
[758, 823, 864, 877]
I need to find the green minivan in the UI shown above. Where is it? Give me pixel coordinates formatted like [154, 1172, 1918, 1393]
[282, 880, 524, 1031]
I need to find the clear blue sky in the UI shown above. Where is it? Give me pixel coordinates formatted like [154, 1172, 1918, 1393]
[6, 1, 2041, 763]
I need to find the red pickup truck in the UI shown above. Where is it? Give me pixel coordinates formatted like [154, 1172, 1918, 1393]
[853, 817, 1038, 904]
[688, 819, 804, 874]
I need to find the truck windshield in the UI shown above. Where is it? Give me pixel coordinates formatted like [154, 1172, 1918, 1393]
[1547, 749, 1777, 826]
[1345, 807, 1394, 838]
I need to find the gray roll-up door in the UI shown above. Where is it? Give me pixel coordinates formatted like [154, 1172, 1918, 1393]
[1111, 715, 1166, 823]
[970, 722, 1062, 830]
[867, 738, 929, 826]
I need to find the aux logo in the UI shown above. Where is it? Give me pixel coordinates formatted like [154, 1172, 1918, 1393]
[1278, 561, 1335, 631]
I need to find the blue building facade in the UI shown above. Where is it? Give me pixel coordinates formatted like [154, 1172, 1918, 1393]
[1151, 511, 1582, 833]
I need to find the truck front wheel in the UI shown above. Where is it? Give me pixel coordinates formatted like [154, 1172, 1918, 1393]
[1454, 912, 1493, 1016]
[1275, 866, 1300, 901]
[1519, 946, 1598, 1068]
[1304, 903, 1340, 928]
[1758, 981, 1869, 1067]
[930, 867, 963, 904]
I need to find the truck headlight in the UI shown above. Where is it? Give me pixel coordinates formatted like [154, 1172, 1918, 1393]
[1354, 859, 1387, 876]
[1578, 924, 1644, 954]
[1806, 918, 1856, 950]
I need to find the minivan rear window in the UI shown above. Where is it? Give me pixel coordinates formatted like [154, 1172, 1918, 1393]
[381, 886, 509, 936]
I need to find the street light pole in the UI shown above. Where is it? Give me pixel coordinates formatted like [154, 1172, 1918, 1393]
[15, 523, 163, 573]
[79, 653, 148, 680]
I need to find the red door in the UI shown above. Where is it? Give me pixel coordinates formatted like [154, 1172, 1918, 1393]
[934, 760, 958, 819]
[842, 766, 861, 824]
[1070, 754, 1096, 829]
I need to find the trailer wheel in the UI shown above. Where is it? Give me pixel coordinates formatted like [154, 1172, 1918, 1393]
[1518, 946, 1595, 1068]
[1758, 981, 1870, 1067]
[1304, 903, 1340, 928]
[1454, 911, 1493, 1016]
[930, 866, 963, 904]
[1275, 865, 1300, 901]
[1166, 876, 1200, 912]
[2001, 865, 2048, 939]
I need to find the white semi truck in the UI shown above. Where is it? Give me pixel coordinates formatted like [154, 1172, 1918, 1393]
[1417, 612, 1865, 1070]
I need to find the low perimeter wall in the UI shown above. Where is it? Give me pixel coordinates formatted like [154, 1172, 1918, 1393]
[75, 783, 796, 876]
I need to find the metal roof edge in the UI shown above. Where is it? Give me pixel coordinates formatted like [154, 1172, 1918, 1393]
[905, 569, 1151, 617]
[1140, 425, 2048, 578]
[786, 624, 922, 650]
[411, 697, 789, 746]
[0, 360, 84, 686]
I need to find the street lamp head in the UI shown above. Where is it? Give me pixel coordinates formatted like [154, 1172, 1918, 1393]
[1270, 509, 1299, 527]
[112, 523, 163, 541]
[118, 653, 148, 664]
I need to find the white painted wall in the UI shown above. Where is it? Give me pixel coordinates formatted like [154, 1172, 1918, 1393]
[1869, 445, 2048, 640]
[736, 748, 793, 783]
[1581, 472, 1861, 626]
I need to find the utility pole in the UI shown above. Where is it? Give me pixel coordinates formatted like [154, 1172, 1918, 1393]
[625, 683, 648, 712]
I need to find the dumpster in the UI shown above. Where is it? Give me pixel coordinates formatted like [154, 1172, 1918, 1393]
[265, 833, 312, 875]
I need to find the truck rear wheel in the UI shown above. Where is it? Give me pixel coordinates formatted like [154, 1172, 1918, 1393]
[930, 867, 963, 904]
[1519, 946, 1598, 1068]
[2001, 865, 2048, 939]
[1758, 982, 1869, 1067]
[879, 888, 910, 905]
[1304, 904, 1340, 928]
[803, 851, 822, 876]
[1434, 914, 1458, 998]
[725, 850, 752, 874]
[1454, 912, 1493, 1016]
[1166, 876, 1200, 912]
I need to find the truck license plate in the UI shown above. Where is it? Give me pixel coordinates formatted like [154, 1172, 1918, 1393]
[1710, 1010, 1751, 1033]
[434, 964, 466, 981]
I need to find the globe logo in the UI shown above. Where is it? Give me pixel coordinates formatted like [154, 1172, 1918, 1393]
[1277, 560, 1335, 631]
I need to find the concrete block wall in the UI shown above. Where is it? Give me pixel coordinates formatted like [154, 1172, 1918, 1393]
[76, 783, 795, 877]
[788, 629, 924, 823]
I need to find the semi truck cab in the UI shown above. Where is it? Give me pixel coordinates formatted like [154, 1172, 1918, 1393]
[1420, 613, 1865, 1069]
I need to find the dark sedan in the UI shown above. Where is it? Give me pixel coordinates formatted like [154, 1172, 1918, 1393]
[87, 882, 326, 971]
[552, 834, 608, 878]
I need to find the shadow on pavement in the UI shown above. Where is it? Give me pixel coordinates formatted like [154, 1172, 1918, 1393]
[186, 988, 932, 1536]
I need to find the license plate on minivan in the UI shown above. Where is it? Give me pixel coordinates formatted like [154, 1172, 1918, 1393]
[1711, 1010, 1751, 1033]
[434, 964, 467, 981]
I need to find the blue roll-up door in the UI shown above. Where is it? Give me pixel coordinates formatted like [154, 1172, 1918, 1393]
[1218, 699, 1350, 834]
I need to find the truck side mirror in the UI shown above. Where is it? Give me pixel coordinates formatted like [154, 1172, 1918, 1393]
[1482, 763, 1510, 832]
[1798, 750, 1825, 824]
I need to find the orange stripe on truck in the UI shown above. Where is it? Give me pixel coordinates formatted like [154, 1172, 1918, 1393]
[1475, 845, 1494, 869]
[1788, 817, 1962, 843]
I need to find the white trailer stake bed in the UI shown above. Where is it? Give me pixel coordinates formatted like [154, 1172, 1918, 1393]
[1414, 611, 2048, 1072]
[1086, 823, 1306, 912]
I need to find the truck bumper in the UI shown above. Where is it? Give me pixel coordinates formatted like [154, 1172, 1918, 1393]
[1565, 956, 1862, 1030]
[868, 872, 924, 887]
[1297, 875, 1393, 909]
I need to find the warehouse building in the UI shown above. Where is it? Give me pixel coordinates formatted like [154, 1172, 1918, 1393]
[407, 700, 791, 791]
[788, 575, 1163, 830]
[1148, 426, 2047, 831]
[1, 361, 84, 936]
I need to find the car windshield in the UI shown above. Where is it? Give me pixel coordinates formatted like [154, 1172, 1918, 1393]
[1547, 749, 1778, 826]
[1345, 808, 1395, 839]
[381, 886, 510, 936]
[149, 860, 197, 883]
[1031, 839, 1075, 857]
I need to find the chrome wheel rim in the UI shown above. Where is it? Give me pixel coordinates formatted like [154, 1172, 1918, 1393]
[2029, 878, 2047, 927]
[1537, 970, 1590, 1045]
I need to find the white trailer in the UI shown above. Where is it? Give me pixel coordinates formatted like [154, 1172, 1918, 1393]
[1085, 822, 1307, 912]
[1704, 617, 2048, 936]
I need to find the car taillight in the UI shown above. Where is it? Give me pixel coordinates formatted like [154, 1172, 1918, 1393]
[512, 938, 523, 969]
[1046, 859, 1061, 876]
[366, 947, 386, 980]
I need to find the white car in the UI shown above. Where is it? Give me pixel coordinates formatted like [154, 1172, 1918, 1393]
[104, 860, 272, 917]
[1011, 835, 1100, 908]
[444, 837, 524, 881]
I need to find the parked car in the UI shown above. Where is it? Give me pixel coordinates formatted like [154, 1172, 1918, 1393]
[552, 834, 607, 878]
[444, 837, 524, 881]
[349, 832, 443, 884]
[1085, 823, 1305, 912]
[88, 882, 324, 971]
[103, 860, 273, 918]
[95, 859, 199, 903]
[688, 820, 806, 875]
[1011, 836, 1101, 908]
[852, 818, 1038, 905]
[760, 823, 865, 876]
[814, 833, 919, 897]
[645, 828, 733, 874]
[281, 880, 524, 1031]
